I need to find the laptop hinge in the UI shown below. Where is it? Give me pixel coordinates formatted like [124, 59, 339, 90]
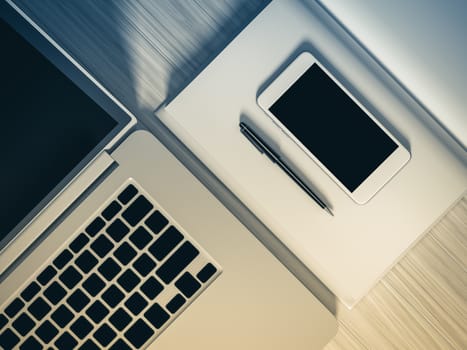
[0, 151, 115, 276]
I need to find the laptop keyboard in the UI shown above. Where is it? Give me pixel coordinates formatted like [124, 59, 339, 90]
[0, 182, 221, 349]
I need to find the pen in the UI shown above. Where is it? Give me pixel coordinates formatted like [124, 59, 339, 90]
[239, 122, 334, 216]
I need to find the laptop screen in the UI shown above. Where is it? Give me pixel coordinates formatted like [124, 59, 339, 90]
[1, 12, 128, 248]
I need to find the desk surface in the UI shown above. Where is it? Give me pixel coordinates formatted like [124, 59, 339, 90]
[14, 1, 466, 348]
[163, 0, 465, 308]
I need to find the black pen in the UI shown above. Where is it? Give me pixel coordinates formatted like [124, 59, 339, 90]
[239, 122, 334, 216]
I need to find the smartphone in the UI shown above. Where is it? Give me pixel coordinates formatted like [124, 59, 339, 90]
[257, 52, 410, 204]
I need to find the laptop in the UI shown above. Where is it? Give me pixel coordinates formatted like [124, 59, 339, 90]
[0, 2, 337, 350]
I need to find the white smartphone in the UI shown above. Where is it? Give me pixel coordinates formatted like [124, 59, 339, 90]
[257, 52, 410, 204]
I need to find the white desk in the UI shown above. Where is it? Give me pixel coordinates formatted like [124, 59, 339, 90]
[161, 0, 466, 308]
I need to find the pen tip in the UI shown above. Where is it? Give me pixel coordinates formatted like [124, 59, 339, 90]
[325, 207, 334, 216]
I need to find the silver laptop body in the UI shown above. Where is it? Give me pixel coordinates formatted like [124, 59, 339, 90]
[0, 2, 336, 349]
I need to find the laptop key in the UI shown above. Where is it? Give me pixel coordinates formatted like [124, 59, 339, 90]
[35, 320, 58, 343]
[197, 263, 217, 283]
[70, 316, 93, 339]
[60, 266, 83, 289]
[125, 292, 148, 316]
[102, 285, 124, 308]
[53, 249, 73, 269]
[28, 297, 51, 321]
[69, 233, 90, 253]
[129, 226, 153, 249]
[85, 217, 105, 237]
[0, 314, 7, 330]
[110, 339, 131, 350]
[118, 184, 138, 204]
[75, 250, 98, 273]
[117, 270, 140, 292]
[133, 253, 156, 277]
[122, 195, 153, 226]
[109, 308, 131, 331]
[145, 210, 168, 234]
[149, 226, 183, 261]
[102, 200, 122, 221]
[114, 242, 136, 265]
[51, 304, 74, 328]
[67, 289, 90, 312]
[86, 300, 109, 323]
[19, 336, 42, 350]
[55, 331, 78, 350]
[144, 303, 169, 329]
[12, 313, 35, 336]
[140, 277, 164, 300]
[0, 328, 20, 349]
[20, 281, 40, 301]
[37, 265, 57, 286]
[106, 219, 130, 242]
[5, 298, 24, 318]
[80, 339, 100, 350]
[124, 319, 154, 348]
[98, 257, 121, 281]
[175, 272, 201, 298]
[91, 234, 114, 258]
[166, 293, 186, 314]
[44, 281, 66, 305]
[83, 273, 106, 297]
[156, 241, 199, 284]
[93, 324, 116, 347]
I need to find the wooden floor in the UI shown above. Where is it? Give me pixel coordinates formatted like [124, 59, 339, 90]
[14, 1, 467, 349]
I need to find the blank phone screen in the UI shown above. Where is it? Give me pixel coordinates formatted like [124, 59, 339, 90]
[269, 63, 398, 192]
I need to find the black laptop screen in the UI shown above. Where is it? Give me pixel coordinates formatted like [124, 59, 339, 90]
[0, 16, 119, 245]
